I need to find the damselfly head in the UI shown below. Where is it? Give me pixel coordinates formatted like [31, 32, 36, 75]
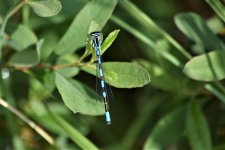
[87, 31, 103, 48]
[91, 31, 102, 37]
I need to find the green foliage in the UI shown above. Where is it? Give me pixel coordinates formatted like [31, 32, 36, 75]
[27, 0, 62, 17]
[9, 49, 39, 67]
[187, 101, 212, 150]
[82, 62, 150, 88]
[175, 12, 225, 52]
[10, 25, 38, 51]
[83, 27, 120, 62]
[144, 104, 187, 149]
[101, 29, 120, 54]
[183, 50, 225, 81]
[206, 0, 225, 22]
[1, 0, 225, 149]
[55, 73, 104, 115]
[48, 108, 98, 149]
[55, 0, 117, 55]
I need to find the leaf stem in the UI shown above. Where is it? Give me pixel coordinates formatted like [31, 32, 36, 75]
[0, 98, 55, 145]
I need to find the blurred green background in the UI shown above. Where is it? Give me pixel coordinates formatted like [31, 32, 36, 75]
[1, 0, 225, 149]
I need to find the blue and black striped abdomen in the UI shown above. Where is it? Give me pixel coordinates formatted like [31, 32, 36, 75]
[91, 32, 111, 125]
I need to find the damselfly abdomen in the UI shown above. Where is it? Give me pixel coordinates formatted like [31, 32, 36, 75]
[88, 31, 111, 125]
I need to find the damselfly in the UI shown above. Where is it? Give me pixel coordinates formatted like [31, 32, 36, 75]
[88, 31, 111, 125]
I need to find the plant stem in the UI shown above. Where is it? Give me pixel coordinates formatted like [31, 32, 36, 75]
[5, 59, 92, 72]
[0, 98, 55, 145]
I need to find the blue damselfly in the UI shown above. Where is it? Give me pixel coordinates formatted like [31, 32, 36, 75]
[88, 31, 111, 125]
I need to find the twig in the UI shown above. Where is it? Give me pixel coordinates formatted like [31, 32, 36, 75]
[0, 98, 55, 145]
[3, 60, 93, 72]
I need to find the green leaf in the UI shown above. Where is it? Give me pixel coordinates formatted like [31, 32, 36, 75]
[207, 16, 224, 34]
[143, 105, 187, 149]
[11, 25, 37, 51]
[55, 0, 117, 55]
[80, 21, 102, 61]
[183, 50, 225, 81]
[90, 29, 120, 62]
[36, 39, 44, 62]
[206, 0, 225, 23]
[82, 62, 150, 88]
[55, 73, 104, 115]
[101, 29, 120, 54]
[134, 59, 175, 91]
[88, 20, 101, 34]
[29, 0, 86, 29]
[8, 39, 44, 67]
[187, 101, 212, 150]
[175, 12, 225, 52]
[39, 32, 59, 60]
[28, 0, 62, 17]
[48, 109, 98, 149]
[56, 67, 79, 78]
[9, 49, 39, 67]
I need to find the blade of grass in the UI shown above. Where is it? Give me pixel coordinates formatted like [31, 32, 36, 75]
[204, 83, 225, 103]
[110, 15, 182, 67]
[112, 2, 225, 107]
[118, 0, 192, 59]
[120, 96, 163, 149]
[110, 15, 225, 101]
[47, 107, 98, 150]
[206, 0, 225, 23]
[187, 100, 212, 150]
